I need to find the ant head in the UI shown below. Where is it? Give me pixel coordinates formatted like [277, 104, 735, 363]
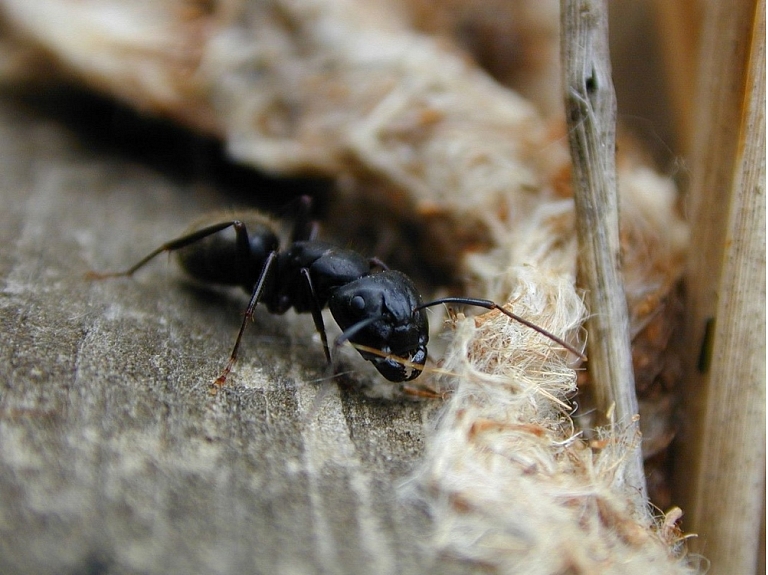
[329, 270, 429, 382]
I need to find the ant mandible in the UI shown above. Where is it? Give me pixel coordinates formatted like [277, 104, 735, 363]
[87, 196, 585, 386]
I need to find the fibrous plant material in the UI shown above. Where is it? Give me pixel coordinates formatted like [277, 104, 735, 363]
[405, 165, 691, 572]
[409, 270, 691, 574]
[0, 0, 552, 271]
[0, 0, 694, 572]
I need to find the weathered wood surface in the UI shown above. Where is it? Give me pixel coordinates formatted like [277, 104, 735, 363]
[0, 94, 468, 575]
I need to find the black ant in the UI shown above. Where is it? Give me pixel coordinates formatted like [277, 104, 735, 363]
[87, 197, 585, 387]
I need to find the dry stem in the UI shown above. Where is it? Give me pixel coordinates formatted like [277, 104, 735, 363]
[560, 0, 646, 503]
[681, 0, 766, 572]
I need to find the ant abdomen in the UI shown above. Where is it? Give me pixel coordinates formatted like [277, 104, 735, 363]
[174, 212, 279, 291]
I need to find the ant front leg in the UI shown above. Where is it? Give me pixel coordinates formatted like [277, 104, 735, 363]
[299, 268, 332, 365]
[86, 221, 250, 279]
[401, 382, 446, 400]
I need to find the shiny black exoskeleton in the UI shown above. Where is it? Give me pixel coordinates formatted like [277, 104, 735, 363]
[89, 201, 429, 384]
[88, 198, 584, 386]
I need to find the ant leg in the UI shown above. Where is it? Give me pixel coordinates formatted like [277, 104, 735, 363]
[214, 251, 278, 386]
[290, 195, 319, 243]
[86, 221, 250, 279]
[368, 257, 389, 271]
[299, 268, 332, 364]
[401, 382, 445, 400]
[415, 297, 587, 361]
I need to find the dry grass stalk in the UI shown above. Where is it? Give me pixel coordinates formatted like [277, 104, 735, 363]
[560, 0, 646, 504]
[679, 0, 766, 572]
[652, 0, 703, 154]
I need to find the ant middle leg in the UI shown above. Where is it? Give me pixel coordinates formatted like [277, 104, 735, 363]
[214, 251, 278, 387]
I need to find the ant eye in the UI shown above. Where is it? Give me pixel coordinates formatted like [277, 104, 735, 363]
[351, 295, 366, 313]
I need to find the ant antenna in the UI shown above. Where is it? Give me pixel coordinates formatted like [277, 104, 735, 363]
[414, 297, 587, 361]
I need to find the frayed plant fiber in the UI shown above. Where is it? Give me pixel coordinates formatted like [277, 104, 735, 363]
[405, 172, 693, 573]
[407, 268, 693, 574]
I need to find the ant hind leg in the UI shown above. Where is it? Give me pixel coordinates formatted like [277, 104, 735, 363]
[86, 221, 250, 280]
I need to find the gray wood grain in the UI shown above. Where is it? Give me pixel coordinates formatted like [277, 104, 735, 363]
[0, 95, 469, 575]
